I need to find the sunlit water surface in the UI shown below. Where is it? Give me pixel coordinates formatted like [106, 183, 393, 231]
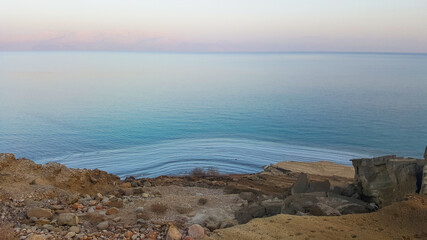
[1, 52, 426, 177]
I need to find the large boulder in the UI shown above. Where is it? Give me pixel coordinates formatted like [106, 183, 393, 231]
[422, 165, 427, 195]
[281, 192, 370, 215]
[352, 155, 425, 207]
[190, 208, 235, 231]
[422, 147, 427, 195]
[291, 173, 331, 195]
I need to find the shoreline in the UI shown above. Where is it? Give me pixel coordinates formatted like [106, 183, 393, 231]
[31, 138, 372, 178]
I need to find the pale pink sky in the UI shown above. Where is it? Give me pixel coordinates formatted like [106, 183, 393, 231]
[1, 0, 427, 53]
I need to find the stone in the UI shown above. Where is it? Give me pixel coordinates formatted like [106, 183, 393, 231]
[123, 188, 134, 196]
[166, 224, 182, 240]
[121, 182, 132, 188]
[146, 231, 159, 239]
[65, 232, 76, 238]
[421, 165, 427, 195]
[291, 173, 309, 194]
[125, 231, 133, 238]
[188, 224, 205, 239]
[281, 192, 370, 216]
[27, 234, 46, 240]
[97, 221, 109, 230]
[107, 199, 124, 208]
[68, 226, 80, 233]
[113, 217, 121, 222]
[191, 208, 234, 230]
[27, 208, 53, 219]
[142, 193, 149, 198]
[308, 203, 341, 216]
[134, 187, 144, 194]
[308, 180, 331, 193]
[106, 207, 119, 215]
[352, 155, 425, 206]
[239, 192, 257, 202]
[422, 147, 427, 195]
[235, 204, 266, 224]
[42, 224, 55, 231]
[260, 199, 284, 216]
[57, 213, 79, 226]
[135, 207, 144, 213]
[35, 218, 50, 225]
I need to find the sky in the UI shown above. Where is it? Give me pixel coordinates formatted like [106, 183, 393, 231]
[1, 0, 427, 53]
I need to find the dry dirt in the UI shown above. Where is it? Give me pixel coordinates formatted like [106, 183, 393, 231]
[273, 161, 355, 179]
[0, 153, 120, 201]
[210, 195, 427, 240]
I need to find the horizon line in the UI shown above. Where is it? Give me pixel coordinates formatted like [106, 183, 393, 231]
[1, 50, 427, 56]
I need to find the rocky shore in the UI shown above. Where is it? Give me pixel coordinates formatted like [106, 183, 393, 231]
[0, 149, 426, 240]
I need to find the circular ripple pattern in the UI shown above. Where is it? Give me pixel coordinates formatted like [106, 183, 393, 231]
[38, 138, 370, 178]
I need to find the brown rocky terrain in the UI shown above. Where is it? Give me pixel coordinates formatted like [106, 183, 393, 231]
[210, 195, 427, 240]
[1, 151, 426, 240]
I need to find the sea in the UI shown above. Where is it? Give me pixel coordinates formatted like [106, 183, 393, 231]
[1, 52, 426, 177]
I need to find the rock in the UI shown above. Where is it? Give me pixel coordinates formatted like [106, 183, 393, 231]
[239, 192, 257, 202]
[97, 221, 109, 230]
[260, 199, 284, 216]
[35, 218, 50, 225]
[125, 231, 133, 238]
[123, 188, 134, 195]
[135, 207, 144, 213]
[68, 226, 80, 233]
[219, 219, 236, 229]
[86, 211, 106, 224]
[27, 208, 53, 219]
[187, 224, 204, 239]
[291, 173, 309, 194]
[352, 155, 425, 206]
[308, 180, 330, 192]
[134, 187, 144, 194]
[166, 224, 182, 240]
[107, 199, 124, 208]
[308, 203, 341, 216]
[282, 192, 370, 216]
[421, 148, 427, 195]
[65, 232, 76, 238]
[235, 204, 266, 224]
[121, 182, 132, 188]
[27, 234, 46, 240]
[57, 213, 79, 226]
[191, 208, 234, 231]
[42, 224, 55, 231]
[106, 207, 119, 215]
[421, 165, 427, 195]
[142, 193, 149, 198]
[146, 231, 159, 239]
[113, 217, 121, 222]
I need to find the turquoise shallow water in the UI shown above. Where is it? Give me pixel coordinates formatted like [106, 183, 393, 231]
[1, 52, 426, 177]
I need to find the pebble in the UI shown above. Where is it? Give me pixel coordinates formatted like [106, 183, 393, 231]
[106, 207, 119, 215]
[65, 232, 76, 238]
[135, 207, 144, 213]
[97, 221, 109, 230]
[68, 226, 80, 233]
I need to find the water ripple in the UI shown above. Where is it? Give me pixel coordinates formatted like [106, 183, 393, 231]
[37, 138, 370, 178]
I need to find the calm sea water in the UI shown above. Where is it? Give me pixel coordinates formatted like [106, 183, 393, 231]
[1, 52, 426, 177]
